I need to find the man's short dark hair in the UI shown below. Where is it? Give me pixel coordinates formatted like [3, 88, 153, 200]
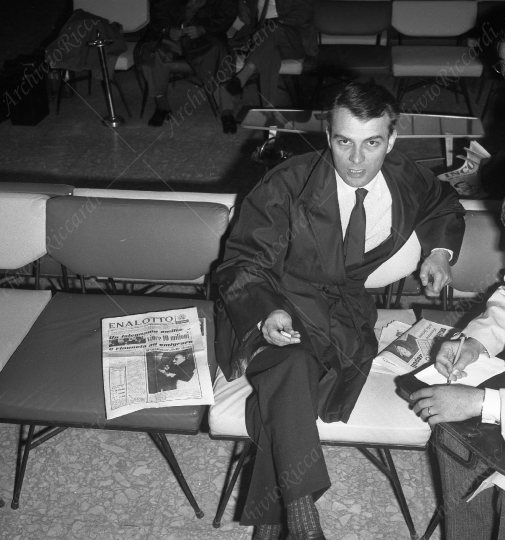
[327, 82, 401, 136]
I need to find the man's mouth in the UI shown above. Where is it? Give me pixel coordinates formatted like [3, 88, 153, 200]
[348, 168, 365, 177]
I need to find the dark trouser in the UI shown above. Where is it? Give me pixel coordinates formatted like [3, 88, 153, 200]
[142, 38, 235, 112]
[240, 345, 331, 526]
[246, 20, 305, 108]
[436, 426, 505, 540]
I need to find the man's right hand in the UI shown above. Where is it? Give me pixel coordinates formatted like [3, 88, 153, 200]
[435, 337, 487, 381]
[169, 27, 183, 41]
[262, 309, 301, 346]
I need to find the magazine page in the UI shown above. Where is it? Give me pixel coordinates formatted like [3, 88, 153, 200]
[102, 307, 213, 420]
[372, 318, 455, 375]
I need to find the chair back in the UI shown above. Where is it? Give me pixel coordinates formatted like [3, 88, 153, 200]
[315, 0, 392, 36]
[73, 0, 150, 33]
[392, 0, 478, 37]
[45, 196, 230, 281]
[0, 193, 49, 270]
[451, 208, 505, 293]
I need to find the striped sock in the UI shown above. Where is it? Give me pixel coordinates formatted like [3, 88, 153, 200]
[254, 523, 282, 539]
[287, 495, 321, 539]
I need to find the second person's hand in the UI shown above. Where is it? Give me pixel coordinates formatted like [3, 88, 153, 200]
[435, 337, 486, 381]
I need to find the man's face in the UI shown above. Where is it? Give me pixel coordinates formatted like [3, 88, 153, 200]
[173, 354, 185, 365]
[326, 107, 397, 188]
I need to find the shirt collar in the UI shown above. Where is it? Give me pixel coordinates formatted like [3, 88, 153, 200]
[334, 169, 383, 197]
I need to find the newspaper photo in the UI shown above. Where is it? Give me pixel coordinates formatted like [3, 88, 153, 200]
[372, 318, 456, 375]
[102, 307, 214, 420]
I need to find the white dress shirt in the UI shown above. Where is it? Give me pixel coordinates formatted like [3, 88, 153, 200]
[336, 169, 453, 261]
[464, 284, 505, 427]
[257, 0, 278, 20]
[336, 170, 392, 253]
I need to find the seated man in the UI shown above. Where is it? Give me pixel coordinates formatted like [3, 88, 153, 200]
[216, 82, 465, 540]
[224, 0, 317, 107]
[409, 31, 505, 540]
[137, 0, 238, 132]
[411, 219, 505, 540]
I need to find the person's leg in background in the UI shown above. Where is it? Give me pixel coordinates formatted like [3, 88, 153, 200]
[141, 47, 173, 127]
[224, 21, 304, 108]
[243, 345, 330, 540]
[435, 426, 505, 540]
[188, 42, 238, 134]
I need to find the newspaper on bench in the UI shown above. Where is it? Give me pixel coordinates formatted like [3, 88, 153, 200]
[372, 318, 455, 375]
[101, 307, 214, 420]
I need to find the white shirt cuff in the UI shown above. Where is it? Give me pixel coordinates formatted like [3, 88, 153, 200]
[482, 388, 501, 425]
[430, 248, 453, 262]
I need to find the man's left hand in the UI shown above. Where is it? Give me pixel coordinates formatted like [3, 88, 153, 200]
[184, 26, 205, 39]
[419, 250, 452, 297]
[411, 385, 484, 426]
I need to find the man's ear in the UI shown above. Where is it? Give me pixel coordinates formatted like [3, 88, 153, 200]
[326, 126, 331, 148]
[386, 129, 397, 154]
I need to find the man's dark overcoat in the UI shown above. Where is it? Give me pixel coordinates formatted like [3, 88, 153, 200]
[216, 147, 465, 423]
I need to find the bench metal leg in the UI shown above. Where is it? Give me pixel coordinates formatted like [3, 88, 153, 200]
[11, 425, 35, 509]
[421, 506, 444, 540]
[12, 425, 67, 509]
[150, 432, 204, 519]
[213, 440, 253, 528]
[359, 447, 419, 540]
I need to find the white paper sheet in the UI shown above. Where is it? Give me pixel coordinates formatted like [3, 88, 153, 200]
[415, 355, 505, 387]
[467, 471, 505, 501]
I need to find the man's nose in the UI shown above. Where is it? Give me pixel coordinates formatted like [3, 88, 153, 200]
[350, 145, 364, 164]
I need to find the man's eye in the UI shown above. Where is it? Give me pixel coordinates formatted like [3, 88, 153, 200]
[338, 139, 350, 145]
[368, 140, 379, 146]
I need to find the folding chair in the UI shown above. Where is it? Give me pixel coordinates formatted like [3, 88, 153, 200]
[208, 310, 432, 539]
[0, 196, 230, 511]
[0, 192, 53, 511]
[391, 1, 483, 116]
[312, 0, 392, 104]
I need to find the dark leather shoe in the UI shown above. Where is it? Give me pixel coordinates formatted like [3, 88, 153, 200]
[221, 114, 237, 134]
[148, 107, 171, 127]
[224, 76, 242, 97]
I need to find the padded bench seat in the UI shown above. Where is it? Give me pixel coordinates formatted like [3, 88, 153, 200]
[0, 293, 217, 433]
[209, 309, 431, 447]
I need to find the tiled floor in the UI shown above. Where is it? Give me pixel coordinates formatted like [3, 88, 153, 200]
[2, 5, 505, 538]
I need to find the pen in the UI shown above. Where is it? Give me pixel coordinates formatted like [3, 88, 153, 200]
[447, 335, 466, 384]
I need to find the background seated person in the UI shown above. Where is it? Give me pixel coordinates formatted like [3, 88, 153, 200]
[136, 0, 238, 133]
[224, 0, 316, 108]
[411, 232, 505, 539]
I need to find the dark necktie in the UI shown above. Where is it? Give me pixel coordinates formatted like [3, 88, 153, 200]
[344, 188, 368, 269]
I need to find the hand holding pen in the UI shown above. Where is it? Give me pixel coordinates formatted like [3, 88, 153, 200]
[435, 334, 486, 382]
[447, 334, 465, 384]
